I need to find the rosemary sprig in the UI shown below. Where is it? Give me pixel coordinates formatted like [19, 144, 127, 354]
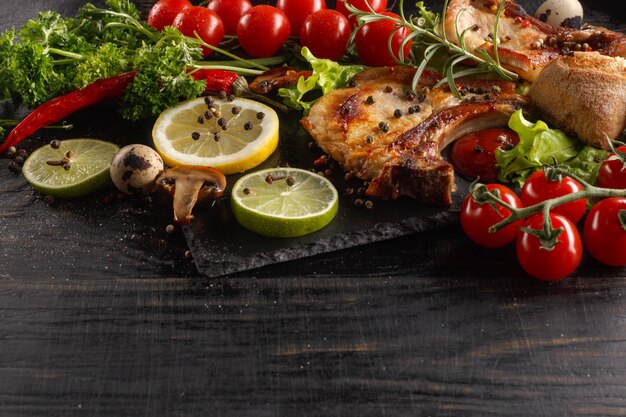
[346, 0, 519, 98]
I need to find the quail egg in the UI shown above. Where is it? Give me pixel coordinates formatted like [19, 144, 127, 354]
[110, 144, 164, 196]
[534, 0, 583, 28]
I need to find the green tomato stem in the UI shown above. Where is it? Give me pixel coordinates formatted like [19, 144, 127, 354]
[488, 181, 626, 234]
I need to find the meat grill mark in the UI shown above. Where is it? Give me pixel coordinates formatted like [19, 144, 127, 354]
[301, 66, 528, 205]
[338, 94, 360, 121]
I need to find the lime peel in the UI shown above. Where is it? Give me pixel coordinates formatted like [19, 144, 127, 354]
[22, 139, 119, 198]
[231, 168, 339, 238]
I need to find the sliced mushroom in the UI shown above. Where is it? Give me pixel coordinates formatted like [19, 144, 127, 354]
[157, 166, 227, 224]
[249, 66, 313, 94]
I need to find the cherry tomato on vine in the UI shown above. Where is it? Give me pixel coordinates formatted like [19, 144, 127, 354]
[520, 170, 586, 224]
[584, 198, 626, 266]
[206, 0, 252, 36]
[173, 6, 224, 57]
[517, 213, 582, 281]
[449, 128, 519, 182]
[336, 0, 388, 26]
[237, 5, 290, 58]
[300, 10, 351, 61]
[597, 146, 626, 189]
[148, 0, 192, 31]
[277, 0, 326, 36]
[460, 184, 523, 248]
[354, 12, 412, 67]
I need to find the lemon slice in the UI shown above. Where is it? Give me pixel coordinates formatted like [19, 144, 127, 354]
[152, 97, 279, 174]
[231, 168, 339, 238]
[22, 139, 119, 198]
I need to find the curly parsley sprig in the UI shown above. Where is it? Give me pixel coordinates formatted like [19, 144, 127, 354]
[346, 0, 519, 98]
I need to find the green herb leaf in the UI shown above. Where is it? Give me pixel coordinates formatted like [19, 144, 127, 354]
[496, 110, 609, 185]
[278, 47, 365, 114]
[120, 29, 205, 120]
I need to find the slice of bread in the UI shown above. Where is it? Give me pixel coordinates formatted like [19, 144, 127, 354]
[529, 52, 626, 149]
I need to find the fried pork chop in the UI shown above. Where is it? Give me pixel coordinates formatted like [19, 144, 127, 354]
[445, 0, 626, 81]
[301, 67, 528, 205]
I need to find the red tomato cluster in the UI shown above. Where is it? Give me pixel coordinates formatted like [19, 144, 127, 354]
[461, 159, 626, 281]
[147, 0, 410, 63]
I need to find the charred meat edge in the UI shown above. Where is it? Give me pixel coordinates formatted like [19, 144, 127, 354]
[367, 99, 528, 205]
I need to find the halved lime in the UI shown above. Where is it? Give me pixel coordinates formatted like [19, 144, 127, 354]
[231, 168, 339, 238]
[22, 139, 119, 198]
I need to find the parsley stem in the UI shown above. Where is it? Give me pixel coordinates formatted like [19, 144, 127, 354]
[47, 48, 84, 61]
[195, 55, 288, 69]
[189, 65, 263, 76]
[190, 33, 270, 71]
[105, 22, 159, 42]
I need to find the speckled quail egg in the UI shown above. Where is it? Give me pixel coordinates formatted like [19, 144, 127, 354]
[534, 0, 583, 28]
[110, 144, 164, 196]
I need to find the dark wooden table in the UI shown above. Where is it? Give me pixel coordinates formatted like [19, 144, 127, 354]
[2, 1, 626, 416]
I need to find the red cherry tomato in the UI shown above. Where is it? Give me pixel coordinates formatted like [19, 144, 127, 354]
[449, 128, 519, 182]
[516, 213, 582, 281]
[206, 0, 252, 36]
[520, 170, 586, 224]
[148, 0, 192, 31]
[277, 0, 326, 36]
[584, 198, 626, 266]
[336, 0, 388, 26]
[597, 146, 626, 189]
[300, 10, 351, 61]
[237, 5, 291, 58]
[173, 6, 224, 57]
[355, 12, 412, 67]
[460, 184, 523, 248]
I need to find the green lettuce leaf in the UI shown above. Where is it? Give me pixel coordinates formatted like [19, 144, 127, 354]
[278, 47, 365, 114]
[496, 110, 609, 185]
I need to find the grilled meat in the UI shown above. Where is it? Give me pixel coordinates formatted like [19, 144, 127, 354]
[445, 0, 626, 81]
[301, 66, 527, 205]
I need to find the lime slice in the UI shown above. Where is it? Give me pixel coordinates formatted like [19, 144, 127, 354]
[152, 97, 279, 174]
[22, 139, 119, 198]
[231, 168, 339, 238]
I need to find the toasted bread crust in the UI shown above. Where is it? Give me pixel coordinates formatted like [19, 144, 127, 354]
[529, 52, 626, 149]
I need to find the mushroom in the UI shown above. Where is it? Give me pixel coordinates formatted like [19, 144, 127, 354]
[156, 166, 227, 224]
[110, 144, 164, 196]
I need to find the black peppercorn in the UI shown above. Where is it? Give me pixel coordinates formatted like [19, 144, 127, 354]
[191, 132, 200, 140]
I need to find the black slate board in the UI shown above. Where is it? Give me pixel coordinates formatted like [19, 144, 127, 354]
[185, 0, 626, 277]
[185, 113, 468, 277]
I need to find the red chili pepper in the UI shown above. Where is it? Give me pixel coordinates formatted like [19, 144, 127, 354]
[0, 71, 137, 154]
[190, 69, 240, 96]
[1, 68, 288, 153]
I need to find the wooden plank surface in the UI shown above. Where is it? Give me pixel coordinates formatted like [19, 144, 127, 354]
[1, 1, 626, 416]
